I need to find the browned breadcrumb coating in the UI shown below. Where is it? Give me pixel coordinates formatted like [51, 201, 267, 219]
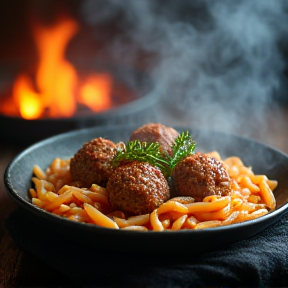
[129, 123, 179, 156]
[171, 152, 232, 202]
[70, 137, 117, 188]
[106, 161, 170, 216]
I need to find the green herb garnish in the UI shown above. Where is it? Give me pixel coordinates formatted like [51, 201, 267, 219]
[113, 140, 171, 176]
[113, 131, 196, 177]
[169, 131, 197, 169]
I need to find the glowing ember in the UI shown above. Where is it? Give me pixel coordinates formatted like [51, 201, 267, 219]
[0, 17, 113, 119]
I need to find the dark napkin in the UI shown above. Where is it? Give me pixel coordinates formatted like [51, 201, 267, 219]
[6, 208, 288, 287]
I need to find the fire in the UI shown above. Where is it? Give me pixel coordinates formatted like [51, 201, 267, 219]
[79, 74, 112, 112]
[0, 17, 113, 119]
[13, 75, 43, 119]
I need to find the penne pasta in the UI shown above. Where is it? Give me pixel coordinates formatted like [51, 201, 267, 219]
[113, 214, 150, 228]
[150, 209, 164, 231]
[171, 215, 188, 230]
[185, 196, 230, 214]
[258, 180, 276, 209]
[30, 153, 277, 231]
[83, 203, 119, 229]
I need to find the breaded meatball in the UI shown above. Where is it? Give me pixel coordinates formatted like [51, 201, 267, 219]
[130, 123, 179, 156]
[106, 161, 170, 216]
[171, 152, 231, 202]
[70, 137, 117, 188]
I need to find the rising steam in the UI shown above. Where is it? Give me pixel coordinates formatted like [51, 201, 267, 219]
[81, 0, 288, 142]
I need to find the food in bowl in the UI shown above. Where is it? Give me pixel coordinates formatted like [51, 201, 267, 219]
[29, 123, 277, 231]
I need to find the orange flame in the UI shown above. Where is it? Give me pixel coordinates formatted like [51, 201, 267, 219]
[79, 74, 112, 112]
[13, 75, 43, 119]
[0, 17, 113, 119]
[34, 18, 78, 118]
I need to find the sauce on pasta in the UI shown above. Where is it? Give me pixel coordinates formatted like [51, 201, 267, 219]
[29, 150, 277, 231]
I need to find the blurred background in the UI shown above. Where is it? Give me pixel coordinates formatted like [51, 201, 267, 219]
[0, 0, 287, 146]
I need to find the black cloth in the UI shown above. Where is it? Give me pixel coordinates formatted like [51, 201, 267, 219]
[6, 208, 288, 287]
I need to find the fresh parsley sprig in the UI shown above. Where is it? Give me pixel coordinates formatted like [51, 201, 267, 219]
[113, 140, 171, 176]
[113, 131, 196, 177]
[169, 131, 196, 169]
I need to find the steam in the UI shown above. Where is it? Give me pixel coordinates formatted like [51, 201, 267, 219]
[81, 0, 288, 142]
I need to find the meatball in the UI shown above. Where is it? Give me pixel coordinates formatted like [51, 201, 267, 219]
[106, 161, 170, 216]
[130, 123, 179, 156]
[70, 137, 117, 188]
[171, 152, 231, 202]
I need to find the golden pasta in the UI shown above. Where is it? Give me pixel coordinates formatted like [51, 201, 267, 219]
[83, 203, 119, 229]
[113, 214, 150, 228]
[29, 152, 278, 231]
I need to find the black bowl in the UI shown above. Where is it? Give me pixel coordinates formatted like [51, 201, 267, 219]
[4, 124, 288, 255]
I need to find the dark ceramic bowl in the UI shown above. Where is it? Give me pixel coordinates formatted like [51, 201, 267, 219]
[4, 125, 288, 255]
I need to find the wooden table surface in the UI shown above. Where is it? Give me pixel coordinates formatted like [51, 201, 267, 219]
[1, 106, 288, 287]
